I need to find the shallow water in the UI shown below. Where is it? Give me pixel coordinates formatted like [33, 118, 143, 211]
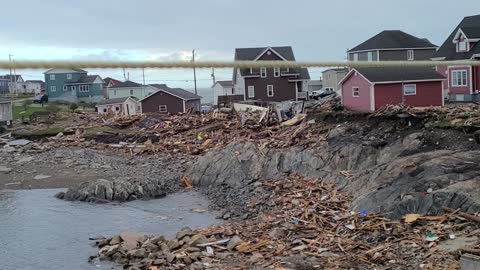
[0, 189, 218, 270]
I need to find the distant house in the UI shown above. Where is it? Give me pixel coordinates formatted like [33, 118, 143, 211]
[307, 80, 323, 93]
[348, 30, 438, 61]
[141, 86, 202, 114]
[103, 77, 122, 88]
[433, 15, 480, 102]
[0, 75, 25, 94]
[212, 80, 243, 107]
[44, 69, 104, 103]
[339, 67, 445, 112]
[107, 80, 159, 100]
[25, 80, 45, 94]
[0, 78, 9, 94]
[96, 96, 140, 116]
[322, 68, 349, 94]
[0, 100, 13, 127]
[233, 46, 310, 102]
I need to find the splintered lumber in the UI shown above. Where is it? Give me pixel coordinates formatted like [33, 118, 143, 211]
[444, 208, 480, 223]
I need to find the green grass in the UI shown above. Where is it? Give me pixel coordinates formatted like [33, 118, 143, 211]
[13, 105, 49, 120]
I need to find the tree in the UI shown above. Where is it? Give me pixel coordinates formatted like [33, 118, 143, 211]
[69, 103, 78, 112]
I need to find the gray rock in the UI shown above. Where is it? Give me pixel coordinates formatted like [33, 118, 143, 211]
[127, 248, 146, 258]
[0, 166, 12, 173]
[110, 235, 122, 245]
[188, 234, 208, 246]
[160, 243, 170, 253]
[166, 252, 176, 263]
[120, 232, 146, 251]
[269, 228, 287, 239]
[166, 239, 180, 250]
[176, 227, 193, 239]
[227, 236, 242, 251]
[33, 174, 51, 180]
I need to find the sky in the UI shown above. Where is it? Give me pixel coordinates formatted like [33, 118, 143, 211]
[0, 0, 477, 88]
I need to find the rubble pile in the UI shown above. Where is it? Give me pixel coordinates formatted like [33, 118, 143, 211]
[96, 175, 480, 269]
[42, 112, 328, 156]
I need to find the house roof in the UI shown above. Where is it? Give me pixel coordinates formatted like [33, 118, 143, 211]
[64, 75, 102, 85]
[233, 46, 310, 80]
[26, 80, 44, 83]
[216, 81, 233, 87]
[111, 80, 143, 88]
[345, 67, 445, 84]
[348, 30, 437, 52]
[235, 46, 296, 61]
[434, 15, 480, 60]
[149, 84, 171, 90]
[142, 87, 202, 102]
[0, 74, 22, 81]
[44, 68, 87, 74]
[323, 68, 349, 73]
[97, 96, 138, 105]
[104, 77, 122, 86]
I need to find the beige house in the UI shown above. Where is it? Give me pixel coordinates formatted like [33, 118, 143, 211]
[0, 100, 13, 127]
[322, 68, 349, 95]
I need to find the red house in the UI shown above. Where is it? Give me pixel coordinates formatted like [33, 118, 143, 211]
[432, 15, 480, 102]
[339, 67, 445, 112]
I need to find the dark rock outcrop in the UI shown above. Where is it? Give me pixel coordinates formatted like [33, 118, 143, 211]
[187, 129, 480, 219]
[55, 178, 167, 202]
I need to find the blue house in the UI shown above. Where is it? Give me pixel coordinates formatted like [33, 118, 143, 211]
[44, 69, 105, 103]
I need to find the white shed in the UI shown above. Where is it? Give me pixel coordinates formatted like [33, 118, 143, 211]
[96, 96, 140, 116]
[0, 100, 13, 127]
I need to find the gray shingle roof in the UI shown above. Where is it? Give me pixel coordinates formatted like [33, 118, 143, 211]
[434, 15, 480, 60]
[348, 30, 437, 52]
[353, 67, 445, 83]
[0, 75, 22, 81]
[111, 80, 143, 88]
[149, 84, 171, 90]
[64, 75, 101, 85]
[233, 46, 310, 80]
[163, 88, 202, 100]
[98, 97, 130, 105]
[217, 81, 233, 87]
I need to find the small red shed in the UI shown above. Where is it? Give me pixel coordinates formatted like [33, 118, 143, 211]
[339, 67, 446, 112]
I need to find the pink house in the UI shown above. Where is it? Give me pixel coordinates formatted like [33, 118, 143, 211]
[432, 15, 480, 102]
[339, 67, 445, 112]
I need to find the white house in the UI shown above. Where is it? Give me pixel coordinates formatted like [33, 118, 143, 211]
[212, 80, 235, 106]
[96, 96, 141, 116]
[107, 80, 159, 100]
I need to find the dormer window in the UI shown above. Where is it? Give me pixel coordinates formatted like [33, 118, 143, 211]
[458, 40, 468, 52]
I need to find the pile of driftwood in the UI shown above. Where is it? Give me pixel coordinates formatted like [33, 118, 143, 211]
[97, 175, 480, 270]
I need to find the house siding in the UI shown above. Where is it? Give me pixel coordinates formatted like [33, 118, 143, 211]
[108, 86, 157, 100]
[374, 81, 443, 109]
[0, 102, 13, 127]
[475, 66, 480, 92]
[341, 73, 372, 112]
[0, 80, 9, 94]
[348, 51, 378, 61]
[45, 72, 86, 98]
[448, 66, 472, 95]
[141, 91, 188, 114]
[213, 83, 235, 106]
[322, 69, 349, 91]
[379, 49, 436, 61]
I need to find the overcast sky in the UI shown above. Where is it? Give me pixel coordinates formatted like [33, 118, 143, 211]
[0, 0, 477, 88]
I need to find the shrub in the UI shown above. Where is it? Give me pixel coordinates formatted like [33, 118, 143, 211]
[69, 103, 79, 112]
[46, 103, 61, 113]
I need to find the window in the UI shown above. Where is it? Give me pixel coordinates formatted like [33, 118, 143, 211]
[367, 51, 373, 61]
[79, 85, 90, 92]
[72, 86, 76, 91]
[50, 86, 56, 92]
[403, 84, 416, 96]
[274, 67, 280, 77]
[248, 86, 255, 98]
[260, 67, 267, 78]
[353, 53, 358, 61]
[286, 67, 290, 73]
[159, 105, 167, 113]
[50, 74, 55, 80]
[352, 87, 359, 97]
[451, 70, 468, 87]
[63, 86, 67, 91]
[103, 108, 107, 113]
[267, 85, 274, 97]
[458, 40, 468, 52]
[67, 74, 72, 80]
[130, 89, 134, 95]
[407, 50, 415, 61]
[115, 106, 120, 111]
[114, 90, 117, 96]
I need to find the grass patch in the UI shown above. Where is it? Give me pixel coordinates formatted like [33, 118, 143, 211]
[13, 105, 48, 120]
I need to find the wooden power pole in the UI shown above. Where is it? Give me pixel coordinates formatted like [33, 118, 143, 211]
[192, 49, 197, 95]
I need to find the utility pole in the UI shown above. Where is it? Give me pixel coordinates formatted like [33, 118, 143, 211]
[123, 68, 127, 81]
[142, 68, 146, 85]
[8, 55, 14, 94]
[211, 68, 216, 85]
[192, 49, 197, 95]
